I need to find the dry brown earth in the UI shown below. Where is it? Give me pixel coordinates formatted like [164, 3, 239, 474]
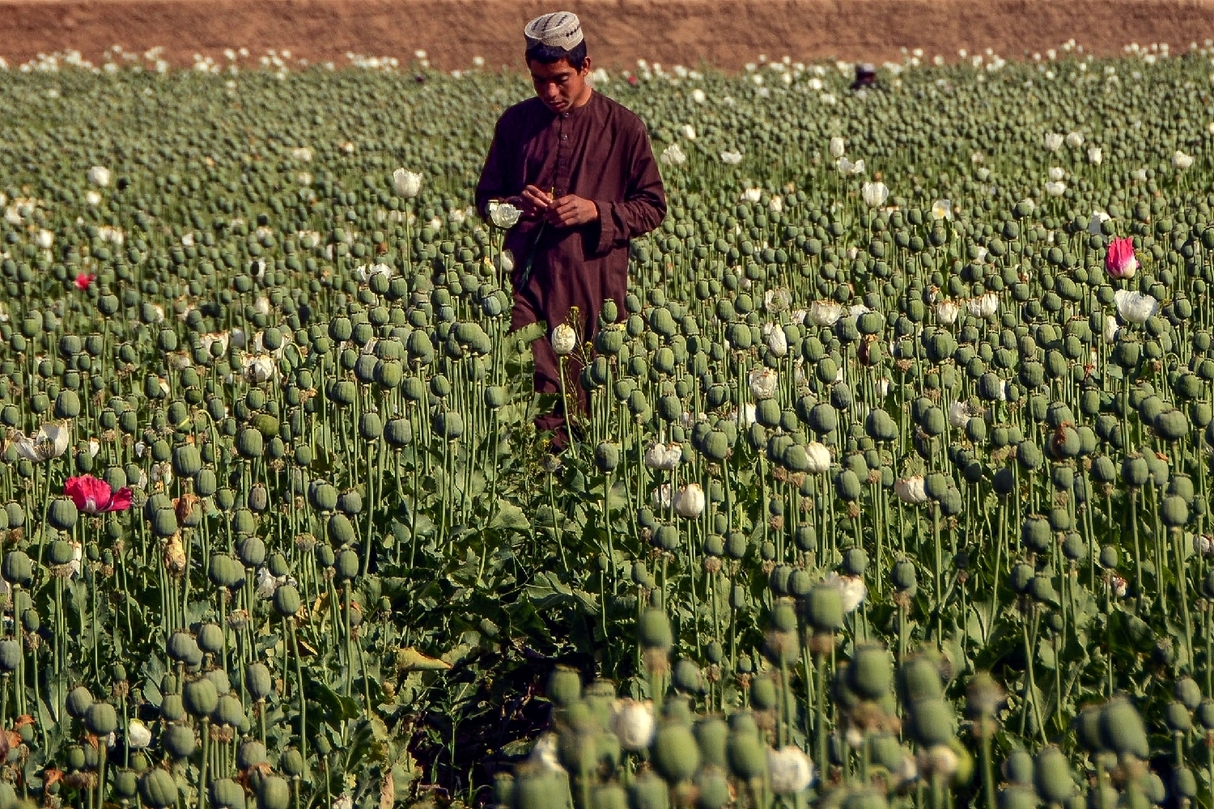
[0, 0, 1213, 71]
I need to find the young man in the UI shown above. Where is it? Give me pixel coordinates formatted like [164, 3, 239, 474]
[476, 11, 667, 450]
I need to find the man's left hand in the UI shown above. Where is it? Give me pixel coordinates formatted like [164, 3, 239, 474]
[543, 195, 599, 228]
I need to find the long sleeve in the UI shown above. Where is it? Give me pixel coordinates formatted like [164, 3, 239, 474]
[594, 125, 667, 255]
[475, 118, 512, 220]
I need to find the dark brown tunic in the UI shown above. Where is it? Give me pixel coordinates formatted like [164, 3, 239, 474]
[476, 91, 666, 423]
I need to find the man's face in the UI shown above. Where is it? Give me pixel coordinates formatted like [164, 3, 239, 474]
[529, 57, 592, 113]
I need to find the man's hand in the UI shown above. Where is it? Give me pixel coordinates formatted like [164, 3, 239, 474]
[511, 185, 554, 219]
[543, 195, 599, 228]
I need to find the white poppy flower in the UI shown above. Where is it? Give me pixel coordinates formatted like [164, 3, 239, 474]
[1065, 131, 1084, 148]
[1173, 150, 1195, 170]
[550, 324, 577, 356]
[488, 200, 522, 229]
[931, 199, 952, 220]
[35, 230, 53, 249]
[893, 476, 928, 505]
[768, 746, 815, 795]
[611, 699, 656, 751]
[1087, 147, 1103, 165]
[1043, 132, 1064, 152]
[824, 572, 867, 613]
[935, 300, 960, 325]
[748, 368, 778, 400]
[392, 168, 422, 198]
[829, 136, 846, 159]
[805, 442, 831, 474]
[742, 187, 762, 204]
[660, 143, 687, 166]
[767, 326, 788, 357]
[1044, 181, 1067, 197]
[673, 483, 706, 519]
[13, 422, 71, 462]
[1114, 289, 1159, 324]
[948, 401, 974, 429]
[644, 442, 682, 471]
[809, 300, 844, 326]
[87, 166, 111, 187]
[720, 151, 744, 165]
[127, 720, 152, 749]
[861, 182, 889, 208]
[651, 483, 673, 510]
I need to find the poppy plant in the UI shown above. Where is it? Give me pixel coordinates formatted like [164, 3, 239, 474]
[74, 272, 95, 291]
[64, 475, 132, 515]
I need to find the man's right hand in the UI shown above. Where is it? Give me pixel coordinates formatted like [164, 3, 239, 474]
[514, 185, 554, 219]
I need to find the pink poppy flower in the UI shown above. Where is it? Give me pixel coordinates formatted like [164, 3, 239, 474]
[64, 475, 132, 515]
[74, 273, 95, 291]
[1105, 237, 1138, 280]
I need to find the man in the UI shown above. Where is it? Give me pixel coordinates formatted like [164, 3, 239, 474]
[476, 11, 666, 450]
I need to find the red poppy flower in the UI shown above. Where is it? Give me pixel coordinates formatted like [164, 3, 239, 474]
[74, 273, 95, 291]
[1105, 237, 1138, 280]
[64, 475, 132, 515]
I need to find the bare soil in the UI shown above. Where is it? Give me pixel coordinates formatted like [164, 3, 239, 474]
[0, 0, 1212, 72]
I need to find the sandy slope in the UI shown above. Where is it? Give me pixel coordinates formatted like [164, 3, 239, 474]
[0, 0, 1211, 71]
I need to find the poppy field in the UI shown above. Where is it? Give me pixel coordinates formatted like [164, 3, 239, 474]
[1, 42, 1214, 809]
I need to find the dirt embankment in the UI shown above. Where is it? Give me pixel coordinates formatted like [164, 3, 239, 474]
[0, 0, 1211, 72]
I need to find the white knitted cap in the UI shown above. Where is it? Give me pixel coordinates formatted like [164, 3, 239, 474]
[524, 12, 584, 51]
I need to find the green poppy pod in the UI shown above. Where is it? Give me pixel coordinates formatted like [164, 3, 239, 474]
[244, 663, 273, 701]
[908, 697, 954, 746]
[139, 769, 180, 808]
[213, 694, 244, 728]
[358, 412, 383, 440]
[238, 537, 266, 568]
[805, 584, 844, 633]
[1175, 678, 1203, 710]
[1165, 700, 1192, 732]
[306, 479, 337, 511]
[433, 411, 464, 440]
[483, 386, 506, 409]
[1099, 698, 1149, 758]
[172, 445, 202, 478]
[835, 470, 862, 502]
[652, 723, 700, 783]
[672, 659, 702, 694]
[850, 644, 893, 700]
[0, 639, 20, 673]
[1196, 699, 1214, 730]
[66, 685, 94, 719]
[638, 607, 673, 651]
[594, 442, 621, 472]
[1161, 495, 1189, 527]
[257, 776, 291, 809]
[726, 726, 767, 780]
[337, 490, 362, 515]
[236, 427, 264, 458]
[183, 677, 219, 717]
[865, 409, 898, 443]
[1072, 706, 1105, 753]
[162, 723, 197, 759]
[1174, 768, 1198, 800]
[251, 414, 279, 438]
[383, 418, 413, 448]
[694, 769, 729, 809]
[160, 693, 185, 722]
[47, 498, 78, 532]
[1033, 746, 1074, 804]
[2, 551, 31, 586]
[85, 702, 118, 736]
[997, 786, 1035, 809]
[335, 549, 359, 581]
[272, 584, 301, 617]
[694, 714, 728, 767]
[328, 513, 356, 546]
[197, 623, 224, 655]
[54, 390, 81, 419]
[1154, 410, 1189, 442]
[210, 779, 246, 809]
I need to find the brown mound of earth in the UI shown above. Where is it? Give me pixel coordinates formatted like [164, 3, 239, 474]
[0, 0, 1211, 72]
